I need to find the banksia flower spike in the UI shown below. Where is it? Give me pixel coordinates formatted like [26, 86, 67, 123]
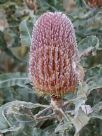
[86, 0, 102, 7]
[29, 12, 80, 98]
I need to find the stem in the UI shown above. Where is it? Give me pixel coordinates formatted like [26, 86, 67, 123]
[59, 108, 71, 122]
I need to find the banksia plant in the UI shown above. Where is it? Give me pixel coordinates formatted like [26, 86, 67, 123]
[1, 5, 99, 136]
[29, 12, 80, 99]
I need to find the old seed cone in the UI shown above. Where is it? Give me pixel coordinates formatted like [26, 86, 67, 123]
[29, 12, 80, 97]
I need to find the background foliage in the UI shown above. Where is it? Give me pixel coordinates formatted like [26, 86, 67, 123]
[0, 0, 102, 136]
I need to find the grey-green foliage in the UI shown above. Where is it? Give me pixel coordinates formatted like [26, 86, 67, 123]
[0, 101, 46, 136]
[0, 0, 102, 136]
[0, 72, 28, 88]
[19, 16, 38, 47]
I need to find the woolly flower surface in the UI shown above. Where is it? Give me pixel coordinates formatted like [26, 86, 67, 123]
[29, 12, 79, 97]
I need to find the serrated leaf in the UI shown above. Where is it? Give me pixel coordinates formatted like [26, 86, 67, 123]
[72, 109, 90, 136]
[32, 128, 49, 136]
[85, 65, 102, 95]
[0, 107, 9, 130]
[0, 31, 6, 49]
[80, 49, 102, 68]
[55, 120, 72, 135]
[10, 46, 29, 61]
[85, 65, 102, 79]
[78, 35, 99, 53]
[3, 28, 20, 47]
[0, 72, 28, 88]
[0, 0, 7, 4]
[19, 16, 37, 47]
[0, 100, 46, 134]
[90, 102, 102, 120]
[0, 123, 23, 134]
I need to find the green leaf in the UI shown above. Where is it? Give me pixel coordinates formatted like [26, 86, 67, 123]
[3, 28, 20, 47]
[85, 65, 102, 95]
[0, 100, 55, 135]
[78, 35, 99, 53]
[72, 109, 90, 136]
[0, 107, 9, 130]
[10, 46, 29, 61]
[32, 128, 49, 136]
[0, 31, 6, 49]
[80, 49, 102, 68]
[0, 0, 7, 4]
[0, 100, 52, 136]
[90, 102, 102, 120]
[55, 120, 73, 135]
[19, 16, 37, 47]
[85, 65, 102, 79]
[0, 100, 48, 134]
[0, 72, 28, 88]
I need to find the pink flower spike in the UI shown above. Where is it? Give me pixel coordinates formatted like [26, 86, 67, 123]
[29, 12, 80, 97]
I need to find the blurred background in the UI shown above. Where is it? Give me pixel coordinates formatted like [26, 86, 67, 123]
[0, 0, 102, 136]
